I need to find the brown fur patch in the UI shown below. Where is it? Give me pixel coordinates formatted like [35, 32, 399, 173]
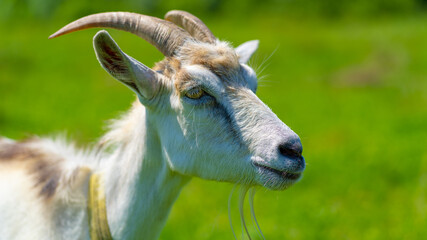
[0, 139, 40, 160]
[153, 57, 191, 94]
[0, 140, 62, 200]
[174, 69, 195, 93]
[153, 57, 181, 78]
[152, 41, 242, 94]
[179, 42, 240, 78]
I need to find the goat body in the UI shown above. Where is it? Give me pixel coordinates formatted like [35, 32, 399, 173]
[0, 11, 305, 240]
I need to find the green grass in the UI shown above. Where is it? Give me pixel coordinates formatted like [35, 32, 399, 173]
[1, 13, 427, 239]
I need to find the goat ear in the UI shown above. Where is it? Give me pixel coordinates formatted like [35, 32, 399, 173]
[93, 30, 160, 100]
[235, 40, 259, 64]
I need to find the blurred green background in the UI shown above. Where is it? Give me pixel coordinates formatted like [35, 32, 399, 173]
[1, 0, 427, 239]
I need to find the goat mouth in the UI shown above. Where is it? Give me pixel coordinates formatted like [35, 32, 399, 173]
[253, 162, 301, 181]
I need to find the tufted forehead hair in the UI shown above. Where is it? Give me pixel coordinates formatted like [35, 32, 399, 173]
[178, 41, 240, 76]
[153, 40, 244, 91]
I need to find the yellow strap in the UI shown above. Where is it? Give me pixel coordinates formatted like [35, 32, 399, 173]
[88, 173, 113, 240]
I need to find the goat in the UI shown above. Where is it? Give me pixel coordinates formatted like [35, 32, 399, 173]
[0, 10, 305, 240]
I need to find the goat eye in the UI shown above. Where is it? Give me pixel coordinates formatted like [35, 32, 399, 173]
[185, 87, 204, 99]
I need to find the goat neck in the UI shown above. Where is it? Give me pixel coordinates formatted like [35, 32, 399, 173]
[101, 103, 190, 240]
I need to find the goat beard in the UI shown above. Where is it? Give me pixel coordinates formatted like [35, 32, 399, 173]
[228, 185, 265, 240]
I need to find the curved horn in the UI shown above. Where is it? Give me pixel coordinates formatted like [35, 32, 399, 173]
[49, 12, 191, 56]
[165, 10, 216, 43]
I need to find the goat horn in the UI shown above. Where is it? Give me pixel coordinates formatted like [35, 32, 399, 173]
[165, 10, 216, 43]
[49, 12, 191, 56]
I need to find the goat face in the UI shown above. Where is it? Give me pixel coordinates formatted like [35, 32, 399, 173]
[92, 30, 304, 190]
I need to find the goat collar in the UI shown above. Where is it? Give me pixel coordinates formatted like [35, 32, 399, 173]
[88, 173, 113, 240]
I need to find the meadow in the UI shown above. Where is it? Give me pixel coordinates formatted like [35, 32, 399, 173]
[1, 4, 427, 239]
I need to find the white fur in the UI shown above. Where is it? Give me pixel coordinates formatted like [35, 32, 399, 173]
[0, 31, 304, 240]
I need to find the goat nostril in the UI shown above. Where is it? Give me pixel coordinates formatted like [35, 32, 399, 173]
[278, 142, 302, 159]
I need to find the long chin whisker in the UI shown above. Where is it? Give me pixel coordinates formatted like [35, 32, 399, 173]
[239, 185, 251, 240]
[249, 188, 265, 240]
[229, 185, 265, 240]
